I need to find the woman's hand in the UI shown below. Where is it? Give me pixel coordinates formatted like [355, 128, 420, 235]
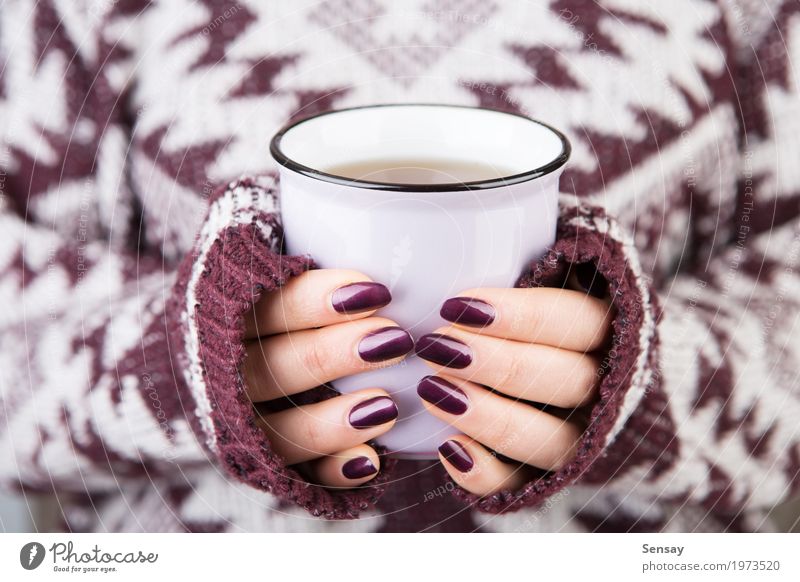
[243, 269, 412, 488]
[416, 268, 613, 496]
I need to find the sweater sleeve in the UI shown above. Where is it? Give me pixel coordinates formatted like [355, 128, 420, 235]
[167, 176, 396, 519]
[0, 1, 391, 519]
[453, 2, 800, 518]
[456, 200, 798, 518]
[0, 173, 394, 518]
[449, 203, 662, 513]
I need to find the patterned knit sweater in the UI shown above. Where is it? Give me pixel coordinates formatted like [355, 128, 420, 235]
[1, 0, 799, 533]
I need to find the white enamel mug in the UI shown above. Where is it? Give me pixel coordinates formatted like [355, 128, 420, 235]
[270, 104, 570, 459]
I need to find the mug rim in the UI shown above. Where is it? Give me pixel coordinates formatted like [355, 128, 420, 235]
[269, 103, 571, 192]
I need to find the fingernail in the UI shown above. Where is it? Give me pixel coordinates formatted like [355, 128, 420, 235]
[342, 456, 378, 479]
[358, 326, 414, 363]
[417, 376, 469, 415]
[440, 297, 495, 327]
[415, 333, 472, 369]
[348, 396, 398, 429]
[439, 440, 474, 473]
[331, 282, 392, 314]
[574, 263, 607, 298]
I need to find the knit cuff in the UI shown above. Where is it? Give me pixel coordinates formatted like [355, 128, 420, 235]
[167, 176, 393, 519]
[452, 204, 661, 513]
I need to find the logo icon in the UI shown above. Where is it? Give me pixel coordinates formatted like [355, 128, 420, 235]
[20, 542, 46, 570]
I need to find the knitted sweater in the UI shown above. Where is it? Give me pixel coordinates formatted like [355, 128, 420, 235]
[1, 0, 799, 533]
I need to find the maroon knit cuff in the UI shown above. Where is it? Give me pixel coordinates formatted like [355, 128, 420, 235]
[451, 204, 660, 513]
[167, 177, 395, 519]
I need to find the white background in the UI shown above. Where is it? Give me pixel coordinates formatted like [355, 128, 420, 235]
[1, 533, 799, 581]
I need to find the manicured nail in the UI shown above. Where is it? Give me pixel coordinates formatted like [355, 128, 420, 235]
[331, 282, 392, 314]
[417, 376, 469, 415]
[415, 333, 472, 369]
[342, 456, 378, 479]
[358, 326, 414, 363]
[574, 263, 607, 298]
[348, 396, 398, 429]
[438, 440, 474, 472]
[440, 297, 495, 327]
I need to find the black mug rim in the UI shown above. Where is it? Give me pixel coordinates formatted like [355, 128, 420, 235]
[269, 103, 571, 192]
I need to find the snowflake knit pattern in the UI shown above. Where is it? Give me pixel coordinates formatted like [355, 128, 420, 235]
[1, 0, 799, 532]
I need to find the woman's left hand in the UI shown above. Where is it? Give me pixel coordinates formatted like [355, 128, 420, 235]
[415, 282, 613, 496]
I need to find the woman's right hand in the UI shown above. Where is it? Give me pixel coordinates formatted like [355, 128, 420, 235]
[242, 270, 412, 488]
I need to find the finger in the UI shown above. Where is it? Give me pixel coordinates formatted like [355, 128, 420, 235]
[416, 327, 599, 408]
[439, 287, 612, 352]
[245, 269, 391, 338]
[308, 444, 381, 488]
[417, 375, 583, 471]
[243, 317, 413, 402]
[437, 435, 530, 496]
[255, 389, 397, 464]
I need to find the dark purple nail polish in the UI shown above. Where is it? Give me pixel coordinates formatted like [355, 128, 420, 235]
[417, 376, 469, 415]
[574, 263, 607, 298]
[439, 440, 474, 473]
[331, 282, 391, 314]
[348, 396, 398, 429]
[415, 333, 472, 369]
[440, 297, 495, 327]
[358, 326, 414, 363]
[342, 456, 378, 479]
